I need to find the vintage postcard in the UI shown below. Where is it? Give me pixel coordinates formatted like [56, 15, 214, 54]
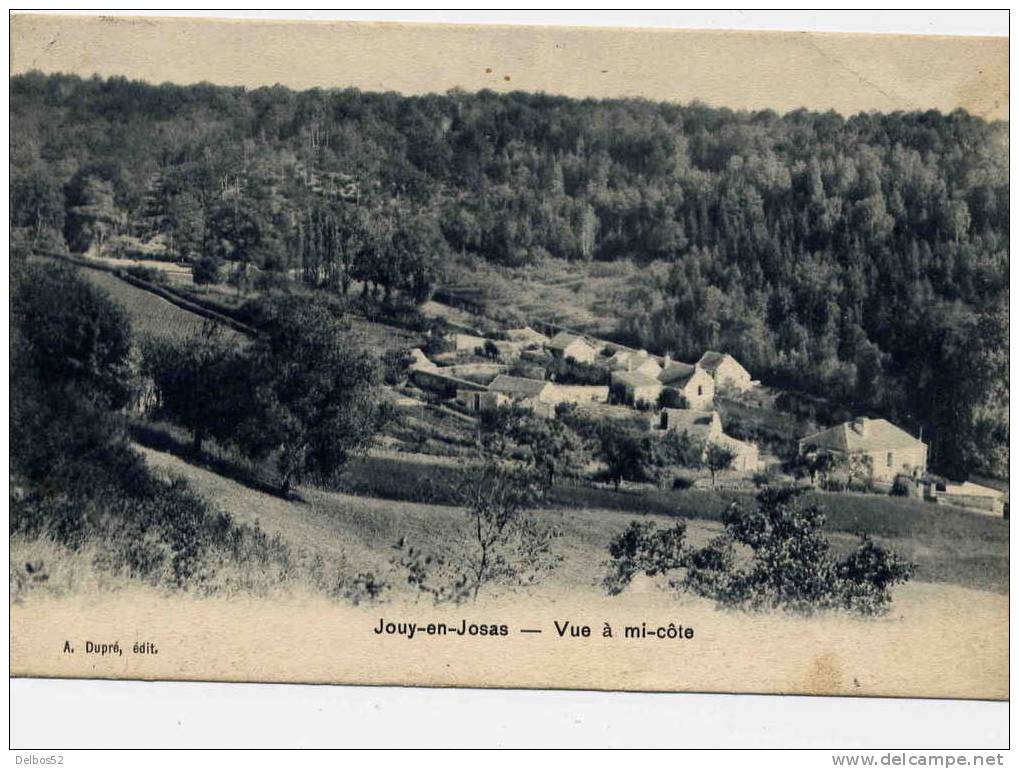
[9, 14, 1008, 701]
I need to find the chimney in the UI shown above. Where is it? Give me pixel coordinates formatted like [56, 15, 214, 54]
[851, 417, 869, 436]
[664, 353, 672, 368]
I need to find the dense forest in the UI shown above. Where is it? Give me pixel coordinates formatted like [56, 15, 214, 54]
[9, 72, 1008, 478]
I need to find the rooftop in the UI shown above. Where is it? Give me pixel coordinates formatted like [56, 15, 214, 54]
[488, 374, 550, 398]
[697, 350, 733, 372]
[548, 331, 592, 351]
[612, 370, 661, 388]
[800, 417, 924, 452]
[659, 361, 700, 386]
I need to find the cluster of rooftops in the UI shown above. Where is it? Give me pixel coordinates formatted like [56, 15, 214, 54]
[403, 322, 1007, 512]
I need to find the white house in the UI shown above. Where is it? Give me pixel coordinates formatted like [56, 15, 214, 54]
[611, 370, 662, 407]
[798, 417, 928, 484]
[697, 351, 754, 392]
[546, 332, 598, 365]
[605, 349, 663, 380]
[658, 361, 715, 410]
[657, 408, 760, 473]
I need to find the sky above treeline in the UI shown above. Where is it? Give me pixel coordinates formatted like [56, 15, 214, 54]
[11, 14, 1009, 121]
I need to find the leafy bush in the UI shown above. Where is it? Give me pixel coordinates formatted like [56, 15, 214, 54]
[658, 388, 687, 409]
[481, 339, 501, 359]
[122, 265, 169, 284]
[424, 333, 456, 356]
[192, 255, 224, 285]
[891, 474, 917, 497]
[381, 348, 412, 386]
[12, 262, 134, 410]
[141, 321, 245, 452]
[604, 520, 687, 595]
[203, 294, 387, 494]
[603, 487, 914, 615]
[596, 422, 657, 490]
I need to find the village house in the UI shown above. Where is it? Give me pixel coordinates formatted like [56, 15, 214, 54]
[798, 417, 928, 484]
[657, 408, 760, 473]
[546, 332, 598, 365]
[611, 370, 662, 407]
[488, 374, 551, 401]
[604, 348, 663, 380]
[697, 351, 754, 392]
[485, 375, 556, 417]
[411, 366, 486, 398]
[520, 347, 553, 365]
[487, 374, 608, 409]
[442, 362, 506, 385]
[658, 360, 715, 410]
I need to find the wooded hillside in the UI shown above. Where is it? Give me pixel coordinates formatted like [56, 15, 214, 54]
[9, 72, 1008, 478]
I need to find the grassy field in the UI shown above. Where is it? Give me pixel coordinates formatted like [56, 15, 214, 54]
[68, 263, 245, 345]
[127, 419, 1008, 597]
[438, 254, 669, 336]
[24, 253, 1008, 601]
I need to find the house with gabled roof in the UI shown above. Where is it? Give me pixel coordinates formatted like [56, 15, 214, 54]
[658, 360, 715, 410]
[798, 417, 927, 483]
[488, 374, 552, 401]
[697, 351, 753, 392]
[610, 370, 662, 407]
[657, 408, 760, 473]
[605, 349, 663, 380]
[546, 332, 598, 365]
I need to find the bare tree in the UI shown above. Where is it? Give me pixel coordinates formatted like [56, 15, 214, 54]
[395, 461, 561, 602]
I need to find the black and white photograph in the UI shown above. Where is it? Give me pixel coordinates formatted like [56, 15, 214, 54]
[8, 11, 1009, 736]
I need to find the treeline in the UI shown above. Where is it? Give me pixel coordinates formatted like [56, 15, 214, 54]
[9, 263, 293, 588]
[10, 261, 394, 598]
[141, 297, 387, 494]
[9, 72, 1008, 478]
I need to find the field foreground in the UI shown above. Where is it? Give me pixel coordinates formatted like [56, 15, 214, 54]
[10, 579, 1007, 700]
[135, 445, 1009, 597]
[11, 445, 1008, 700]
